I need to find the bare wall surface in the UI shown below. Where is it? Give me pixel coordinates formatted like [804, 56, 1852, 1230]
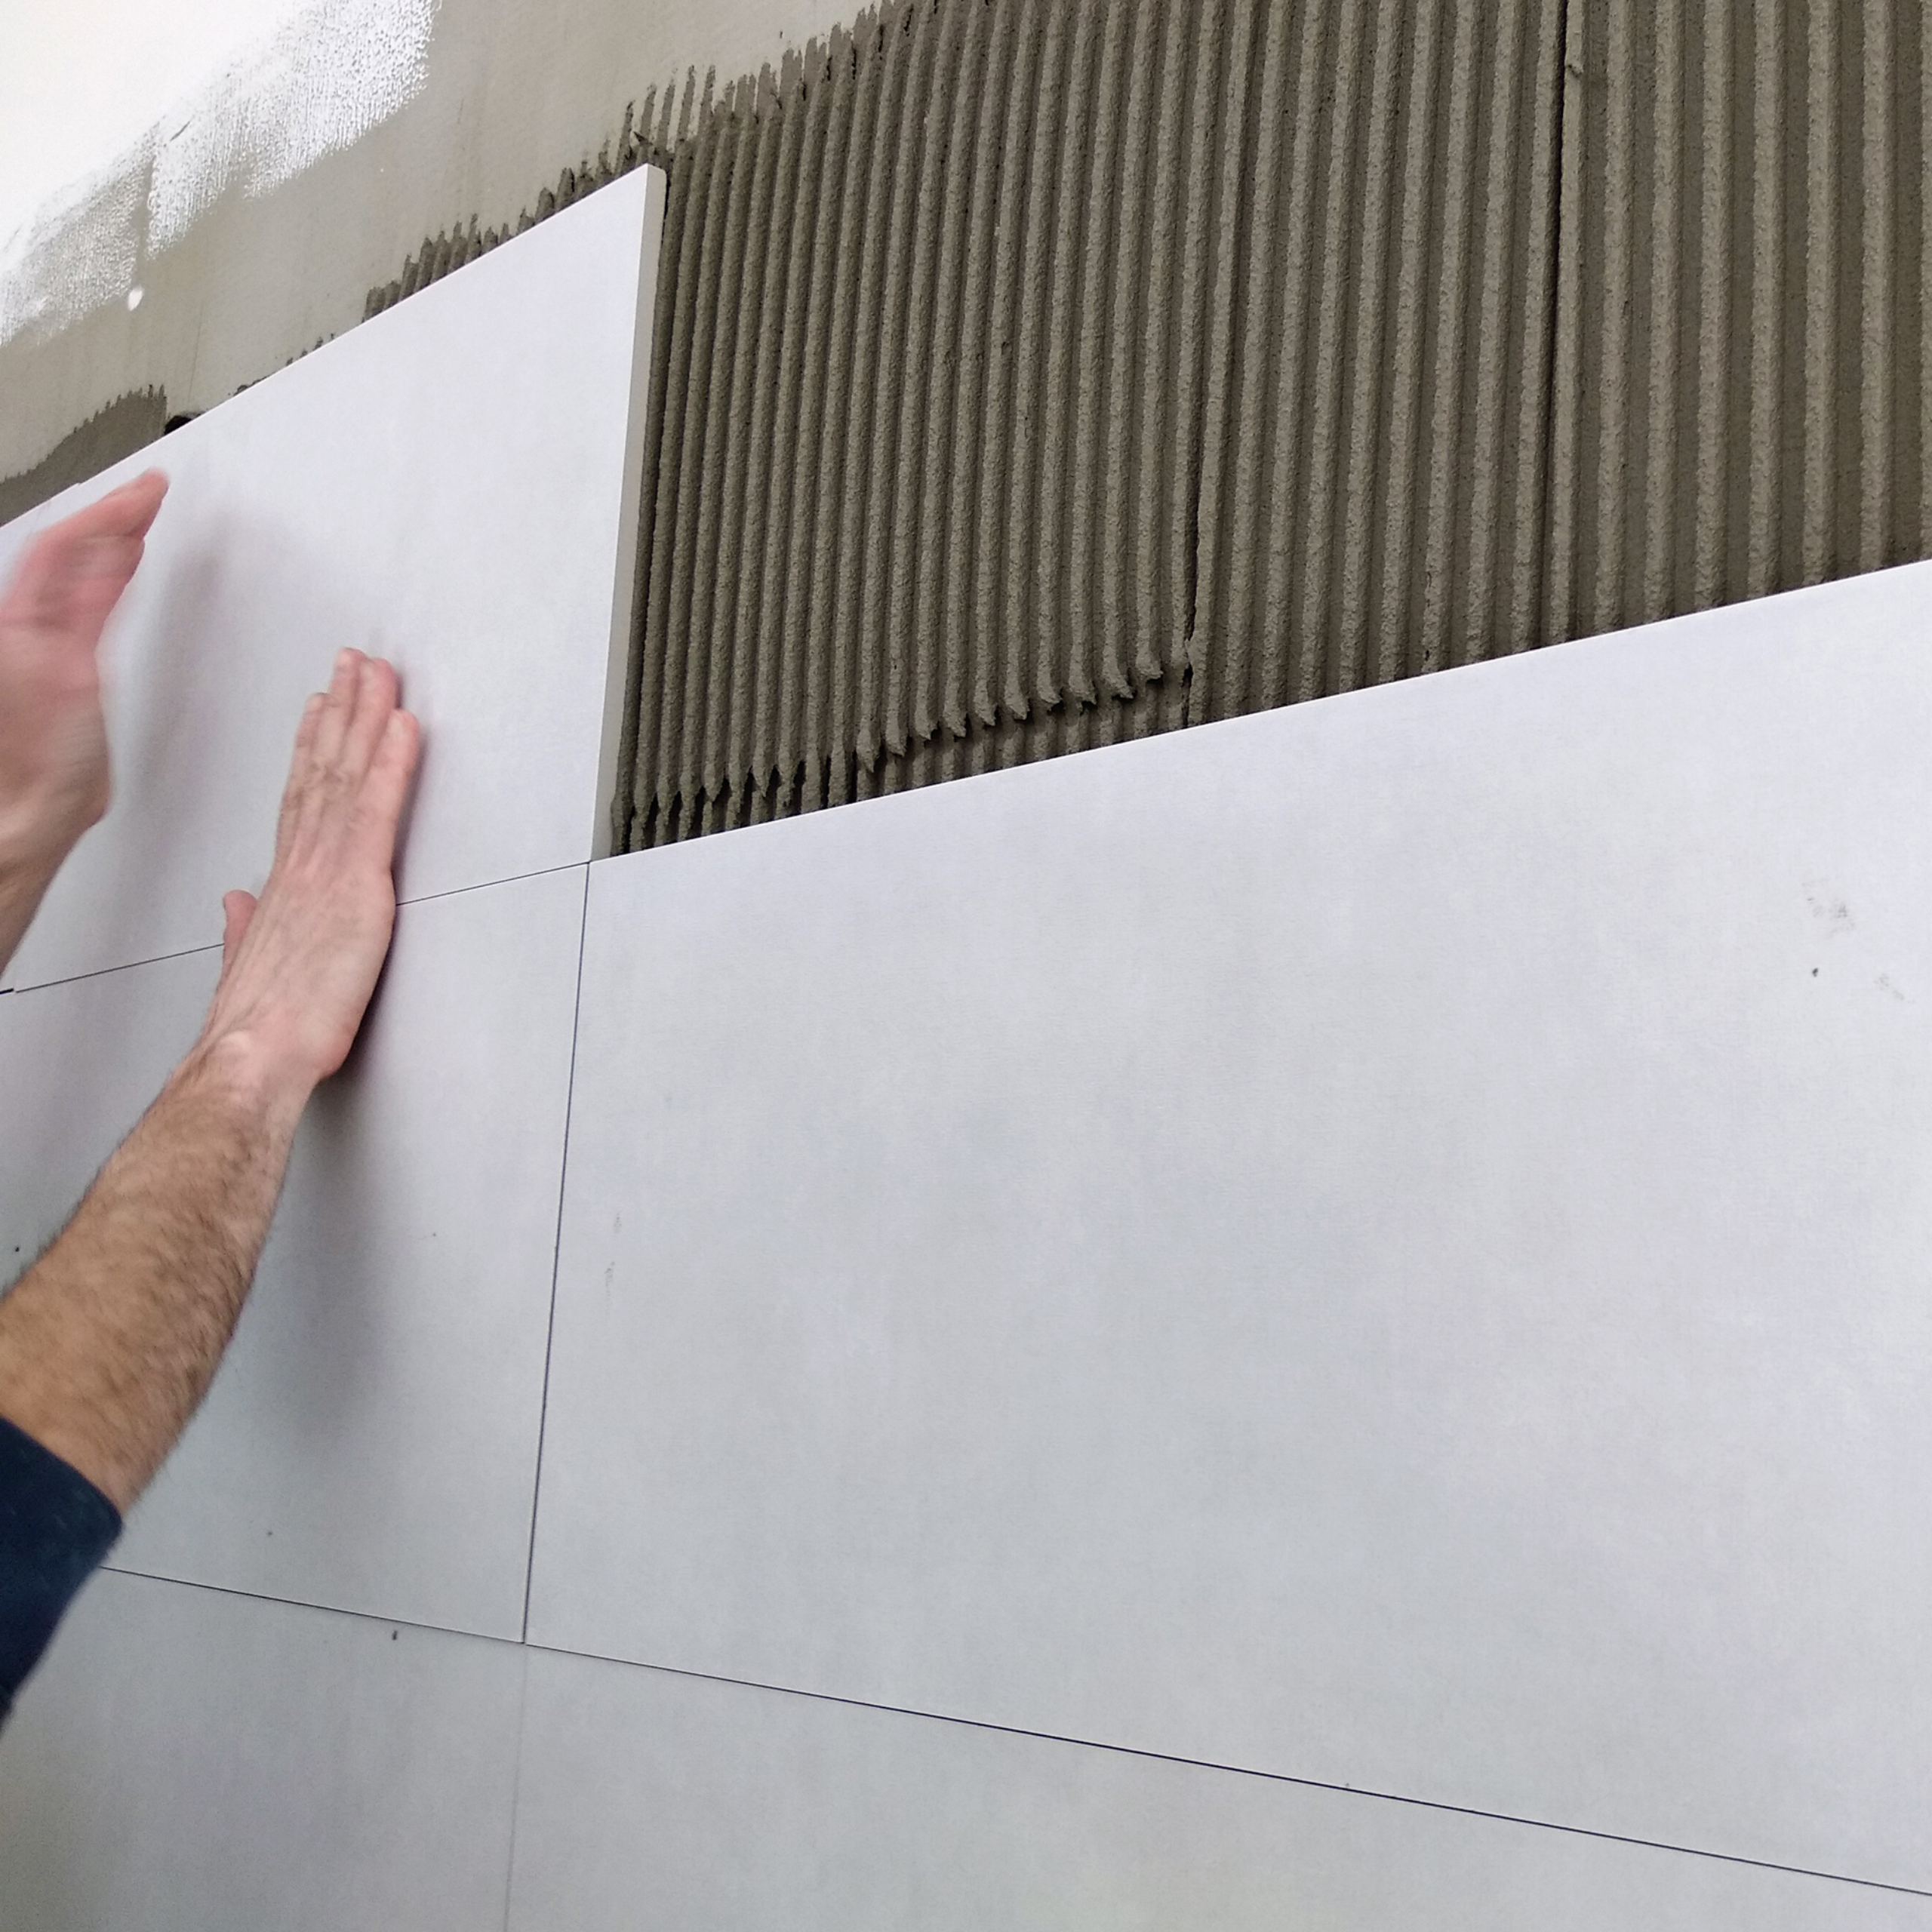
[0, 0, 848, 481]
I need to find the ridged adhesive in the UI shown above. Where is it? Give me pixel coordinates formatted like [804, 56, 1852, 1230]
[361, 0, 1932, 853]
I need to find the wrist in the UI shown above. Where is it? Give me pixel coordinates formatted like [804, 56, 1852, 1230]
[172, 1029, 318, 1138]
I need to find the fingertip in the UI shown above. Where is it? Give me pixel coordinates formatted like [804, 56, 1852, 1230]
[293, 688, 325, 748]
[369, 704, 423, 799]
[367, 654, 402, 710]
[383, 703, 422, 758]
[119, 468, 168, 515]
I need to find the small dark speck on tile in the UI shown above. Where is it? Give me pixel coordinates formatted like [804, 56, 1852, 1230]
[1812, 969, 1819, 977]
[391, 1630, 399, 1641]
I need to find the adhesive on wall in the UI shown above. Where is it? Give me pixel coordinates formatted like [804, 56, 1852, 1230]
[589, 0, 1930, 851]
[0, 390, 168, 528]
[607, 0, 1567, 847]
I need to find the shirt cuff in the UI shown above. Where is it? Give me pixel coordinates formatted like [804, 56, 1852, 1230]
[0, 1413, 121, 1718]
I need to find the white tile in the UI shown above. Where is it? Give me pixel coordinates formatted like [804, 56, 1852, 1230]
[0, 865, 586, 1636]
[528, 561, 1932, 1888]
[0, 948, 219, 1278]
[0, 165, 663, 994]
[507, 1650, 1932, 1932]
[0, 1570, 524, 1932]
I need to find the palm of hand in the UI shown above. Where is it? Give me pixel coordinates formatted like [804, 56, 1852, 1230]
[0, 472, 167, 874]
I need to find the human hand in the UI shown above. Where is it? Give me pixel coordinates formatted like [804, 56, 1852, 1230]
[0, 470, 168, 881]
[192, 648, 421, 1112]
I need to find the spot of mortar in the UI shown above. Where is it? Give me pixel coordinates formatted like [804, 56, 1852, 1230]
[1802, 877, 1854, 934]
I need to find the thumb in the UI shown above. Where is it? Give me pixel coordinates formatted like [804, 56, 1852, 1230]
[219, 890, 257, 972]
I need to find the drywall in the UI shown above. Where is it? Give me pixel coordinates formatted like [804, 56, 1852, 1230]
[0, 165, 663, 992]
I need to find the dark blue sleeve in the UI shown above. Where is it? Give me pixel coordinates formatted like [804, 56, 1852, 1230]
[0, 1414, 120, 1721]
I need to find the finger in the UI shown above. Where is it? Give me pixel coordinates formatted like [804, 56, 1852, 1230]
[275, 692, 327, 854]
[291, 688, 326, 764]
[3, 472, 169, 618]
[310, 648, 363, 770]
[339, 654, 401, 784]
[35, 471, 168, 553]
[355, 707, 422, 848]
[71, 471, 168, 543]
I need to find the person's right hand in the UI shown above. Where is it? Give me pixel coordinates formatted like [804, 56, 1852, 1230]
[194, 648, 422, 1109]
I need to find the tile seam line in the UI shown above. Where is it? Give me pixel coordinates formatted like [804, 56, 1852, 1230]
[518, 862, 594, 1642]
[84, 1566, 1931, 1901]
[522, 1648, 1932, 1900]
[498, 1646, 534, 1932]
[0, 859, 598, 998]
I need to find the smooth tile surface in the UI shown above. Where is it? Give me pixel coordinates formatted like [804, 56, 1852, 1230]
[0, 164, 662, 993]
[507, 1651, 1932, 1931]
[0, 865, 586, 1636]
[529, 561, 1932, 1888]
[0, 1570, 525, 1932]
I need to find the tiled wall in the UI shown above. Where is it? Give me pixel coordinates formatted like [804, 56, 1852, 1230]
[5, 82, 1932, 1932]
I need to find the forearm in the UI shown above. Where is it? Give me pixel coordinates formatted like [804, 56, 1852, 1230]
[0, 1038, 311, 1511]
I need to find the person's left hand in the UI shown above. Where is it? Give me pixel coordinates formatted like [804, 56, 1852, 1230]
[0, 470, 168, 881]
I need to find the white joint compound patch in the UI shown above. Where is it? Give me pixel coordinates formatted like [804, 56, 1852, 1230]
[0, 0, 436, 350]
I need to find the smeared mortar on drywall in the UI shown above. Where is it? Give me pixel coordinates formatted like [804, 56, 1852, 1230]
[0, 0, 436, 353]
[0, 391, 169, 527]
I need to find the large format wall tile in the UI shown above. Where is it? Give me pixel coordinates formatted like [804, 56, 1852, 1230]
[506, 1651, 1932, 1932]
[528, 560, 1932, 1889]
[0, 1571, 525, 1932]
[0, 165, 663, 994]
[0, 865, 586, 1637]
